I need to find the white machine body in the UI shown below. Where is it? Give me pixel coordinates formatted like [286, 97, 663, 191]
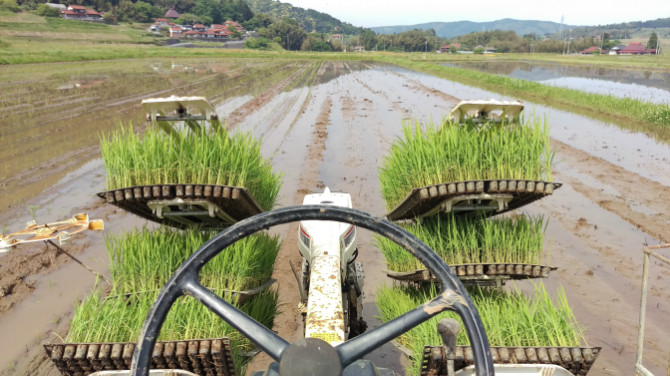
[298, 187, 359, 346]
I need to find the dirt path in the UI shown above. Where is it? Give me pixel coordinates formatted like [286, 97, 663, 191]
[1, 60, 668, 376]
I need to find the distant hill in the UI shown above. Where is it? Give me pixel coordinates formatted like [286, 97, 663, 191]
[243, 0, 360, 34]
[371, 19, 575, 38]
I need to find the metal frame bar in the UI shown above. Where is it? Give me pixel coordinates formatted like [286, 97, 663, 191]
[147, 198, 237, 227]
[419, 193, 514, 219]
[635, 243, 670, 376]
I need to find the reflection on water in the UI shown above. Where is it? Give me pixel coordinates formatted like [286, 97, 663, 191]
[445, 61, 670, 104]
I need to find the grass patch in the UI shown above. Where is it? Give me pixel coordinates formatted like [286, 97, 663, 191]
[376, 283, 585, 375]
[377, 213, 547, 271]
[100, 125, 283, 211]
[379, 118, 553, 210]
[106, 227, 281, 294]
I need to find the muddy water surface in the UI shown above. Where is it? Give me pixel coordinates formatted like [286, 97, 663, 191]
[1, 58, 669, 376]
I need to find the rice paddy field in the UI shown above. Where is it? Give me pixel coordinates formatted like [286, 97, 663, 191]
[1, 17, 670, 376]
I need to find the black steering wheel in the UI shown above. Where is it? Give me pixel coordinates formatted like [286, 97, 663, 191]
[131, 205, 494, 376]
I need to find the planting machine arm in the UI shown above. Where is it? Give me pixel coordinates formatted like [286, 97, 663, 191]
[131, 206, 495, 376]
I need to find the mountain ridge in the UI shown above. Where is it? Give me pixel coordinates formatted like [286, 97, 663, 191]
[371, 18, 575, 38]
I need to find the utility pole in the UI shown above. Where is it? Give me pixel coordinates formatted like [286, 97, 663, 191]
[600, 33, 603, 54]
[425, 40, 428, 52]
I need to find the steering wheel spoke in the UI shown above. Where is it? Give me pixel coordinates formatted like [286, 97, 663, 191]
[184, 279, 289, 360]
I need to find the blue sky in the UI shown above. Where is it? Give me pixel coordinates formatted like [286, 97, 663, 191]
[282, 0, 670, 28]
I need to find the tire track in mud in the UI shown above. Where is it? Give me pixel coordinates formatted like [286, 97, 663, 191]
[226, 63, 313, 130]
[528, 139, 670, 375]
[245, 96, 332, 375]
[551, 139, 670, 243]
[329, 85, 409, 373]
[391, 72, 462, 104]
[354, 77, 413, 121]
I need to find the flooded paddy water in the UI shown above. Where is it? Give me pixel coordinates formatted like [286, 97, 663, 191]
[446, 60, 670, 104]
[0, 58, 669, 376]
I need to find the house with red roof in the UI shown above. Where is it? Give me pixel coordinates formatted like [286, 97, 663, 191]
[440, 43, 461, 53]
[62, 5, 103, 22]
[223, 20, 244, 32]
[619, 42, 648, 55]
[169, 26, 183, 38]
[580, 46, 605, 54]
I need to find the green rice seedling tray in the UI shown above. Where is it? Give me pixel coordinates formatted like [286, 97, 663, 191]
[387, 263, 556, 286]
[45, 338, 236, 376]
[98, 184, 264, 229]
[420, 345, 601, 376]
[386, 179, 561, 221]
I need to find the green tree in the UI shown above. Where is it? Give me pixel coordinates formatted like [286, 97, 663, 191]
[103, 11, 117, 24]
[243, 13, 273, 30]
[244, 36, 271, 49]
[262, 18, 305, 50]
[176, 13, 200, 25]
[134, 1, 161, 23]
[0, 0, 20, 12]
[115, 0, 138, 22]
[36, 3, 62, 17]
[228, 24, 242, 38]
[647, 31, 658, 49]
[358, 29, 377, 51]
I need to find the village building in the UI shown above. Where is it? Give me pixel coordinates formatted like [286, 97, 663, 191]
[169, 26, 183, 38]
[45, 3, 66, 11]
[61, 5, 103, 22]
[439, 43, 461, 53]
[580, 46, 605, 54]
[619, 42, 648, 55]
[154, 18, 244, 41]
[608, 45, 626, 55]
[164, 8, 180, 19]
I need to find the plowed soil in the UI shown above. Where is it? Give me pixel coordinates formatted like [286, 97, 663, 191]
[0, 59, 668, 376]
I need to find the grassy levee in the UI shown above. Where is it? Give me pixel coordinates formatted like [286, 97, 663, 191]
[377, 283, 585, 375]
[380, 55, 670, 140]
[393, 51, 670, 72]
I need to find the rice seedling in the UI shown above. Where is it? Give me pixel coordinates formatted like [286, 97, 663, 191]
[67, 288, 278, 374]
[376, 213, 547, 272]
[378, 117, 553, 210]
[100, 125, 283, 211]
[376, 282, 585, 375]
[105, 227, 281, 295]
